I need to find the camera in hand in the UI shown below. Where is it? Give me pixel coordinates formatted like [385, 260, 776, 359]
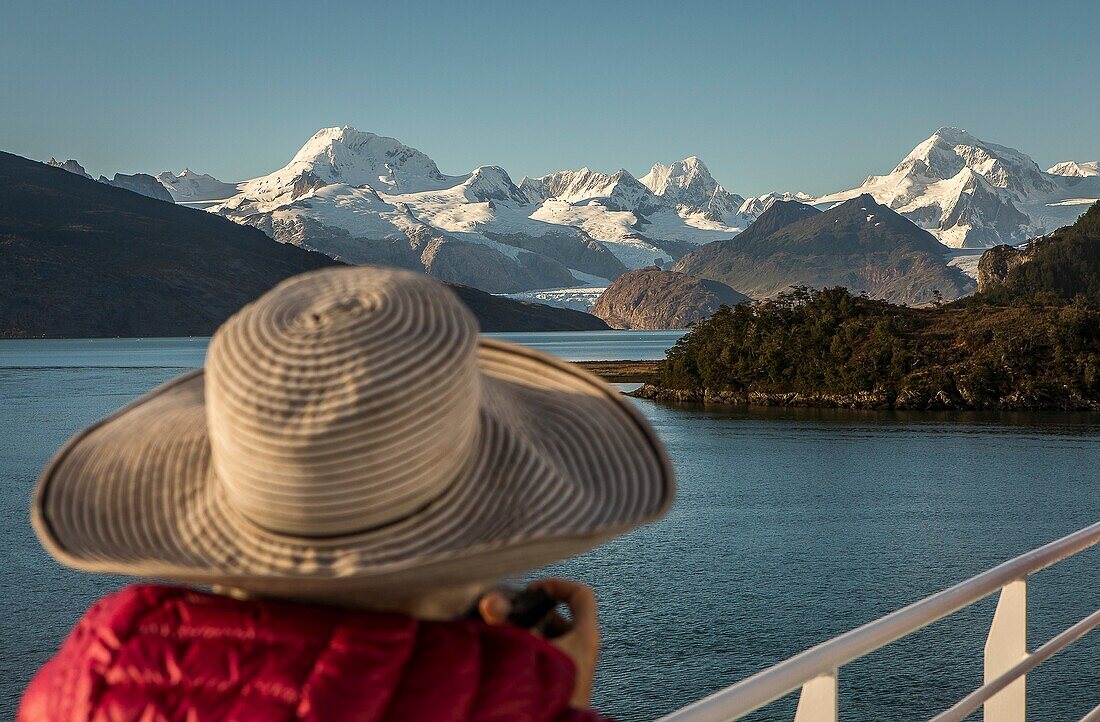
[468, 586, 563, 636]
[504, 587, 558, 633]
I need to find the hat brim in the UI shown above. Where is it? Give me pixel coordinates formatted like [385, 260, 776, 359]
[32, 338, 674, 593]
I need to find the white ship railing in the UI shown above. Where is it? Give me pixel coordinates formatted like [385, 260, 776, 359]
[661, 520, 1100, 722]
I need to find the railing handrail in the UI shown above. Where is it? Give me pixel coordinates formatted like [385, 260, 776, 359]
[929, 607, 1100, 722]
[660, 520, 1100, 721]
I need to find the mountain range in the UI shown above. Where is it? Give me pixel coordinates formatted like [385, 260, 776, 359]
[196, 127, 760, 293]
[814, 127, 1099, 249]
[42, 125, 1099, 299]
[0, 152, 607, 337]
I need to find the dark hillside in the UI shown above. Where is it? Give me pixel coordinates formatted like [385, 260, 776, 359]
[591, 268, 747, 329]
[0, 151, 341, 337]
[674, 200, 819, 280]
[675, 195, 974, 304]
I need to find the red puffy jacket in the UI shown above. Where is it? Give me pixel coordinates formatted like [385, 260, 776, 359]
[19, 584, 608, 722]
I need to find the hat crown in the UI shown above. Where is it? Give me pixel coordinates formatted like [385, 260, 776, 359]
[205, 267, 482, 536]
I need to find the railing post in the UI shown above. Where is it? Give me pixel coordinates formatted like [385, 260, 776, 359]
[793, 671, 837, 722]
[984, 580, 1027, 722]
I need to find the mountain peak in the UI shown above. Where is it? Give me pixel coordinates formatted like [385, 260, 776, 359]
[530, 166, 658, 213]
[828, 194, 908, 222]
[850, 192, 882, 207]
[462, 165, 527, 203]
[678, 155, 708, 172]
[238, 126, 457, 199]
[291, 126, 384, 164]
[738, 192, 814, 218]
[642, 156, 726, 198]
[641, 156, 717, 193]
[808, 125, 1097, 248]
[1047, 160, 1100, 178]
[638, 156, 748, 223]
[674, 189, 970, 304]
[46, 157, 91, 178]
[744, 200, 821, 237]
[823, 195, 946, 244]
[875, 127, 1059, 210]
[929, 126, 977, 144]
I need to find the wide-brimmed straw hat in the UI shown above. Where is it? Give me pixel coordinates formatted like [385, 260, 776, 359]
[33, 266, 674, 594]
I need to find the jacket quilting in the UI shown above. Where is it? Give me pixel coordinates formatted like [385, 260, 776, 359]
[19, 585, 606, 722]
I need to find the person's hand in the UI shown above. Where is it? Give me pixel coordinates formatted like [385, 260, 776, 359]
[477, 578, 601, 709]
[528, 578, 600, 709]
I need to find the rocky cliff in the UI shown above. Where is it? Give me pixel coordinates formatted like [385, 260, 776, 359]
[591, 268, 748, 329]
[99, 172, 175, 202]
[974, 201, 1100, 303]
[976, 243, 1038, 293]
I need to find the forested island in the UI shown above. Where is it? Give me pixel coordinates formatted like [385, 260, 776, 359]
[633, 203, 1100, 410]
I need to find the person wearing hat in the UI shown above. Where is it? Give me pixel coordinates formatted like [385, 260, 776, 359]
[19, 267, 675, 722]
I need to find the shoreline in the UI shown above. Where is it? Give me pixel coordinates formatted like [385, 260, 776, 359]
[575, 360, 661, 383]
[581, 362, 1100, 412]
[628, 382, 1100, 412]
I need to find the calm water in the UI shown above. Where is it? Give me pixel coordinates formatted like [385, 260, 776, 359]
[1, 336, 1098, 720]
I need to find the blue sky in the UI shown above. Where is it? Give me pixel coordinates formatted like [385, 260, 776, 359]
[2, 0, 1097, 195]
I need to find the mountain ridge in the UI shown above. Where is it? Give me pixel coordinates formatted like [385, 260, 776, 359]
[34, 125, 1100, 298]
[675, 195, 975, 305]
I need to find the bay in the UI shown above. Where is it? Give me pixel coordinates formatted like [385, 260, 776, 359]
[1, 335, 1097, 720]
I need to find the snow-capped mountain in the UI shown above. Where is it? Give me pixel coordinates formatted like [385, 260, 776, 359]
[521, 167, 662, 215]
[814, 128, 1100, 248]
[1048, 161, 1100, 178]
[208, 129, 636, 292]
[157, 169, 239, 203]
[236, 126, 462, 203]
[207, 126, 762, 292]
[86, 123, 1093, 300]
[640, 156, 746, 223]
[452, 165, 529, 204]
[517, 158, 756, 267]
